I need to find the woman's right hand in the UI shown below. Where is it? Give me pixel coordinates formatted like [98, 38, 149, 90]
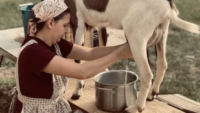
[116, 43, 133, 59]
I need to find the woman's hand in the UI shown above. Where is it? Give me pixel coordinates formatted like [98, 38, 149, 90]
[116, 43, 133, 59]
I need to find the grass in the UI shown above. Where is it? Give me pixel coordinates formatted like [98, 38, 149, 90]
[0, 0, 40, 30]
[0, 76, 15, 112]
[0, 0, 199, 111]
[0, 77, 15, 90]
[160, 0, 200, 102]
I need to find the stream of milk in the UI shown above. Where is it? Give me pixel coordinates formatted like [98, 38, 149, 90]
[125, 60, 128, 84]
[125, 60, 129, 107]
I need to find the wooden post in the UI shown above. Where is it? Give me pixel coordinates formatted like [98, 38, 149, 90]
[84, 26, 93, 48]
[97, 28, 104, 47]
[0, 55, 4, 67]
[63, 24, 74, 43]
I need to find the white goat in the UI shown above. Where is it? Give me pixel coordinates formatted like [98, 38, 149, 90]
[65, 0, 200, 112]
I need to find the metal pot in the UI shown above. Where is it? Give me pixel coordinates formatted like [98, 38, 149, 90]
[94, 70, 138, 112]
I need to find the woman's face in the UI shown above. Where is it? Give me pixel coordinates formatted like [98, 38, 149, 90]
[51, 14, 70, 43]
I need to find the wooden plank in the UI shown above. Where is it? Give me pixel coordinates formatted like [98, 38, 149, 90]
[0, 28, 24, 60]
[64, 78, 184, 113]
[144, 100, 184, 113]
[106, 28, 125, 41]
[0, 47, 17, 62]
[106, 30, 126, 46]
[0, 27, 124, 63]
[158, 94, 200, 113]
[174, 94, 200, 107]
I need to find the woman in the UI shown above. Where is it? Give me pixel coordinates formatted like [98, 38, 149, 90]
[13, 0, 132, 112]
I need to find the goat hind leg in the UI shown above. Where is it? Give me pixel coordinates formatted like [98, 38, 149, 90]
[147, 20, 170, 101]
[124, 34, 154, 113]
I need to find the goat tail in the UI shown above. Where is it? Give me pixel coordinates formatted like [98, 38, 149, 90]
[171, 9, 200, 34]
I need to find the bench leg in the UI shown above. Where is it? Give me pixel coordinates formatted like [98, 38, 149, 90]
[0, 55, 4, 67]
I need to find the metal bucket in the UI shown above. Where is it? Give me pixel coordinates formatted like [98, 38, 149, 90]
[94, 70, 138, 112]
[19, 4, 34, 37]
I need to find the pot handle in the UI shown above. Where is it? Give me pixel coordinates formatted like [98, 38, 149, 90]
[96, 87, 114, 109]
[96, 87, 112, 91]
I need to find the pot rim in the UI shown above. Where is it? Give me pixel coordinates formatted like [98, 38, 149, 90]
[93, 70, 139, 86]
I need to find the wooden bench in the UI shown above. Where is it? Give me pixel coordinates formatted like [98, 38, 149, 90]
[0, 28, 24, 64]
[65, 78, 185, 113]
[0, 27, 125, 64]
[0, 28, 199, 113]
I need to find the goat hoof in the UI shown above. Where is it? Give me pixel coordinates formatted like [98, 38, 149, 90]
[138, 108, 145, 113]
[124, 106, 135, 113]
[124, 107, 144, 113]
[147, 91, 158, 101]
[123, 110, 131, 113]
[147, 96, 155, 101]
[147, 97, 154, 101]
[124, 107, 132, 113]
[71, 94, 80, 100]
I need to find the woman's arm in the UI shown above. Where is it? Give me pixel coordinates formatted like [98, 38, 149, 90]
[67, 44, 121, 61]
[43, 43, 132, 79]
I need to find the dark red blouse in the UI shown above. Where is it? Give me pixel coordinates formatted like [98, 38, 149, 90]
[15, 36, 73, 113]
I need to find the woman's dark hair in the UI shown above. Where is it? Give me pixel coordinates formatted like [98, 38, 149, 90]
[28, 8, 70, 35]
